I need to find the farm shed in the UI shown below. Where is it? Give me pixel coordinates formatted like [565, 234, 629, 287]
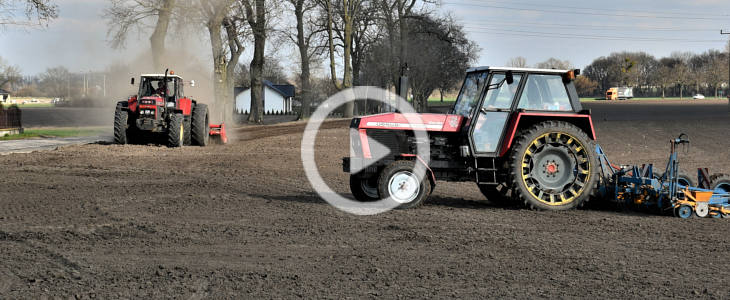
[235, 81, 295, 114]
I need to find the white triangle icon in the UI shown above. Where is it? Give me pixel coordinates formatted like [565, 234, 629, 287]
[349, 128, 392, 174]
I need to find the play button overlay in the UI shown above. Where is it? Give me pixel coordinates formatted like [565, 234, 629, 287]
[301, 87, 431, 215]
[347, 128, 391, 174]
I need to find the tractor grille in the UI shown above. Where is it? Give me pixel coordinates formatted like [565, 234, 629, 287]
[367, 130, 403, 156]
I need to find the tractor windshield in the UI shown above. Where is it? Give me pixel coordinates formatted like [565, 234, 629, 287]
[452, 72, 488, 117]
[139, 77, 176, 99]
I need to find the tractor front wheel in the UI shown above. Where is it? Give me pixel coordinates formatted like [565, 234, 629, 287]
[167, 113, 184, 148]
[377, 160, 431, 209]
[183, 116, 192, 146]
[113, 106, 128, 145]
[509, 121, 598, 210]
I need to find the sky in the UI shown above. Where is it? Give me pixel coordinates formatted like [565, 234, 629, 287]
[1, 0, 729, 76]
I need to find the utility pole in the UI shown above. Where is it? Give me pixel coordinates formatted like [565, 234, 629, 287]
[720, 30, 730, 100]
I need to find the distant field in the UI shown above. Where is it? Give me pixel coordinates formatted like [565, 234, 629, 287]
[4, 97, 55, 108]
[0, 127, 106, 140]
[14, 103, 55, 108]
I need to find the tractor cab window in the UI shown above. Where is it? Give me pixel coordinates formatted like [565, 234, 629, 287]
[453, 72, 488, 117]
[517, 74, 572, 111]
[139, 77, 176, 100]
[482, 73, 522, 110]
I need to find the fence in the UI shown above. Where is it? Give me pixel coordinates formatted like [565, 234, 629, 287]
[0, 105, 21, 129]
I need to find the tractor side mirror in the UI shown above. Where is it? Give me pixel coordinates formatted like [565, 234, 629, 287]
[506, 71, 514, 85]
[190, 80, 195, 87]
[131, 78, 135, 85]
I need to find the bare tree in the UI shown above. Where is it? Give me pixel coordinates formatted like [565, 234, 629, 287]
[573, 76, 598, 97]
[0, 0, 57, 27]
[241, 0, 269, 123]
[323, 0, 364, 118]
[0, 56, 21, 90]
[285, 0, 324, 119]
[200, 0, 247, 124]
[670, 52, 692, 99]
[363, 14, 477, 112]
[39, 66, 70, 97]
[535, 58, 572, 70]
[507, 57, 527, 68]
[104, 0, 177, 68]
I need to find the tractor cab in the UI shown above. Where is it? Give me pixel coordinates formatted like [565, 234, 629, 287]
[453, 67, 587, 157]
[138, 74, 184, 105]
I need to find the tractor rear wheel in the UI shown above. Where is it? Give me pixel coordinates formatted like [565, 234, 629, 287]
[710, 174, 730, 194]
[113, 105, 128, 145]
[509, 121, 599, 211]
[478, 183, 512, 205]
[191, 103, 209, 146]
[377, 160, 431, 209]
[167, 113, 184, 148]
[661, 171, 696, 188]
[350, 174, 379, 202]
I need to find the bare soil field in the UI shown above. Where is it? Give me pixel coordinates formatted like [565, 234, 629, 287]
[1, 101, 730, 298]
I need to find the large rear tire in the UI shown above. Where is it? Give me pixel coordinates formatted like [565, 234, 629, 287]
[113, 105, 128, 145]
[509, 121, 599, 211]
[191, 103, 209, 146]
[710, 174, 730, 194]
[478, 183, 512, 205]
[167, 113, 184, 148]
[377, 160, 431, 209]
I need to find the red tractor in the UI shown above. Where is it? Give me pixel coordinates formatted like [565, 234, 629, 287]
[343, 67, 599, 210]
[114, 70, 227, 147]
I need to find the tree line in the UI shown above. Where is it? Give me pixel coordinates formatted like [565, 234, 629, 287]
[508, 46, 730, 99]
[97, 0, 481, 121]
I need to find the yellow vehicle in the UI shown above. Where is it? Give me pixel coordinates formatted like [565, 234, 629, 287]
[606, 88, 618, 100]
[605, 87, 633, 100]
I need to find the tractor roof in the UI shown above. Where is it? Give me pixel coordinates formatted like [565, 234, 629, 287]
[140, 74, 183, 79]
[467, 66, 571, 74]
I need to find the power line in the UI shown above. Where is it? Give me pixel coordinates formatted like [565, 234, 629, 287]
[462, 27, 726, 43]
[449, 0, 730, 18]
[461, 20, 716, 32]
[441, 1, 730, 21]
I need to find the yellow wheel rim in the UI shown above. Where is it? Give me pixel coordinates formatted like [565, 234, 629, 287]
[179, 123, 184, 144]
[520, 132, 591, 206]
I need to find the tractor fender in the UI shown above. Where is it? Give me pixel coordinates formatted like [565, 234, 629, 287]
[116, 101, 129, 111]
[499, 112, 597, 156]
[396, 154, 436, 192]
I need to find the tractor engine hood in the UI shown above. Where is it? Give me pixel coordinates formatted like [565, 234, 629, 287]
[354, 113, 463, 132]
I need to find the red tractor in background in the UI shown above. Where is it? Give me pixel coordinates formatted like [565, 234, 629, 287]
[343, 67, 599, 210]
[114, 70, 227, 147]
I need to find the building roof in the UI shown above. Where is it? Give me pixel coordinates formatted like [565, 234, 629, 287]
[234, 80, 296, 98]
[0, 88, 9, 95]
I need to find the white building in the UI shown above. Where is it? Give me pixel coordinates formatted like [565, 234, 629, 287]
[0, 89, 9, 102]
[235, 81, 295, 114]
